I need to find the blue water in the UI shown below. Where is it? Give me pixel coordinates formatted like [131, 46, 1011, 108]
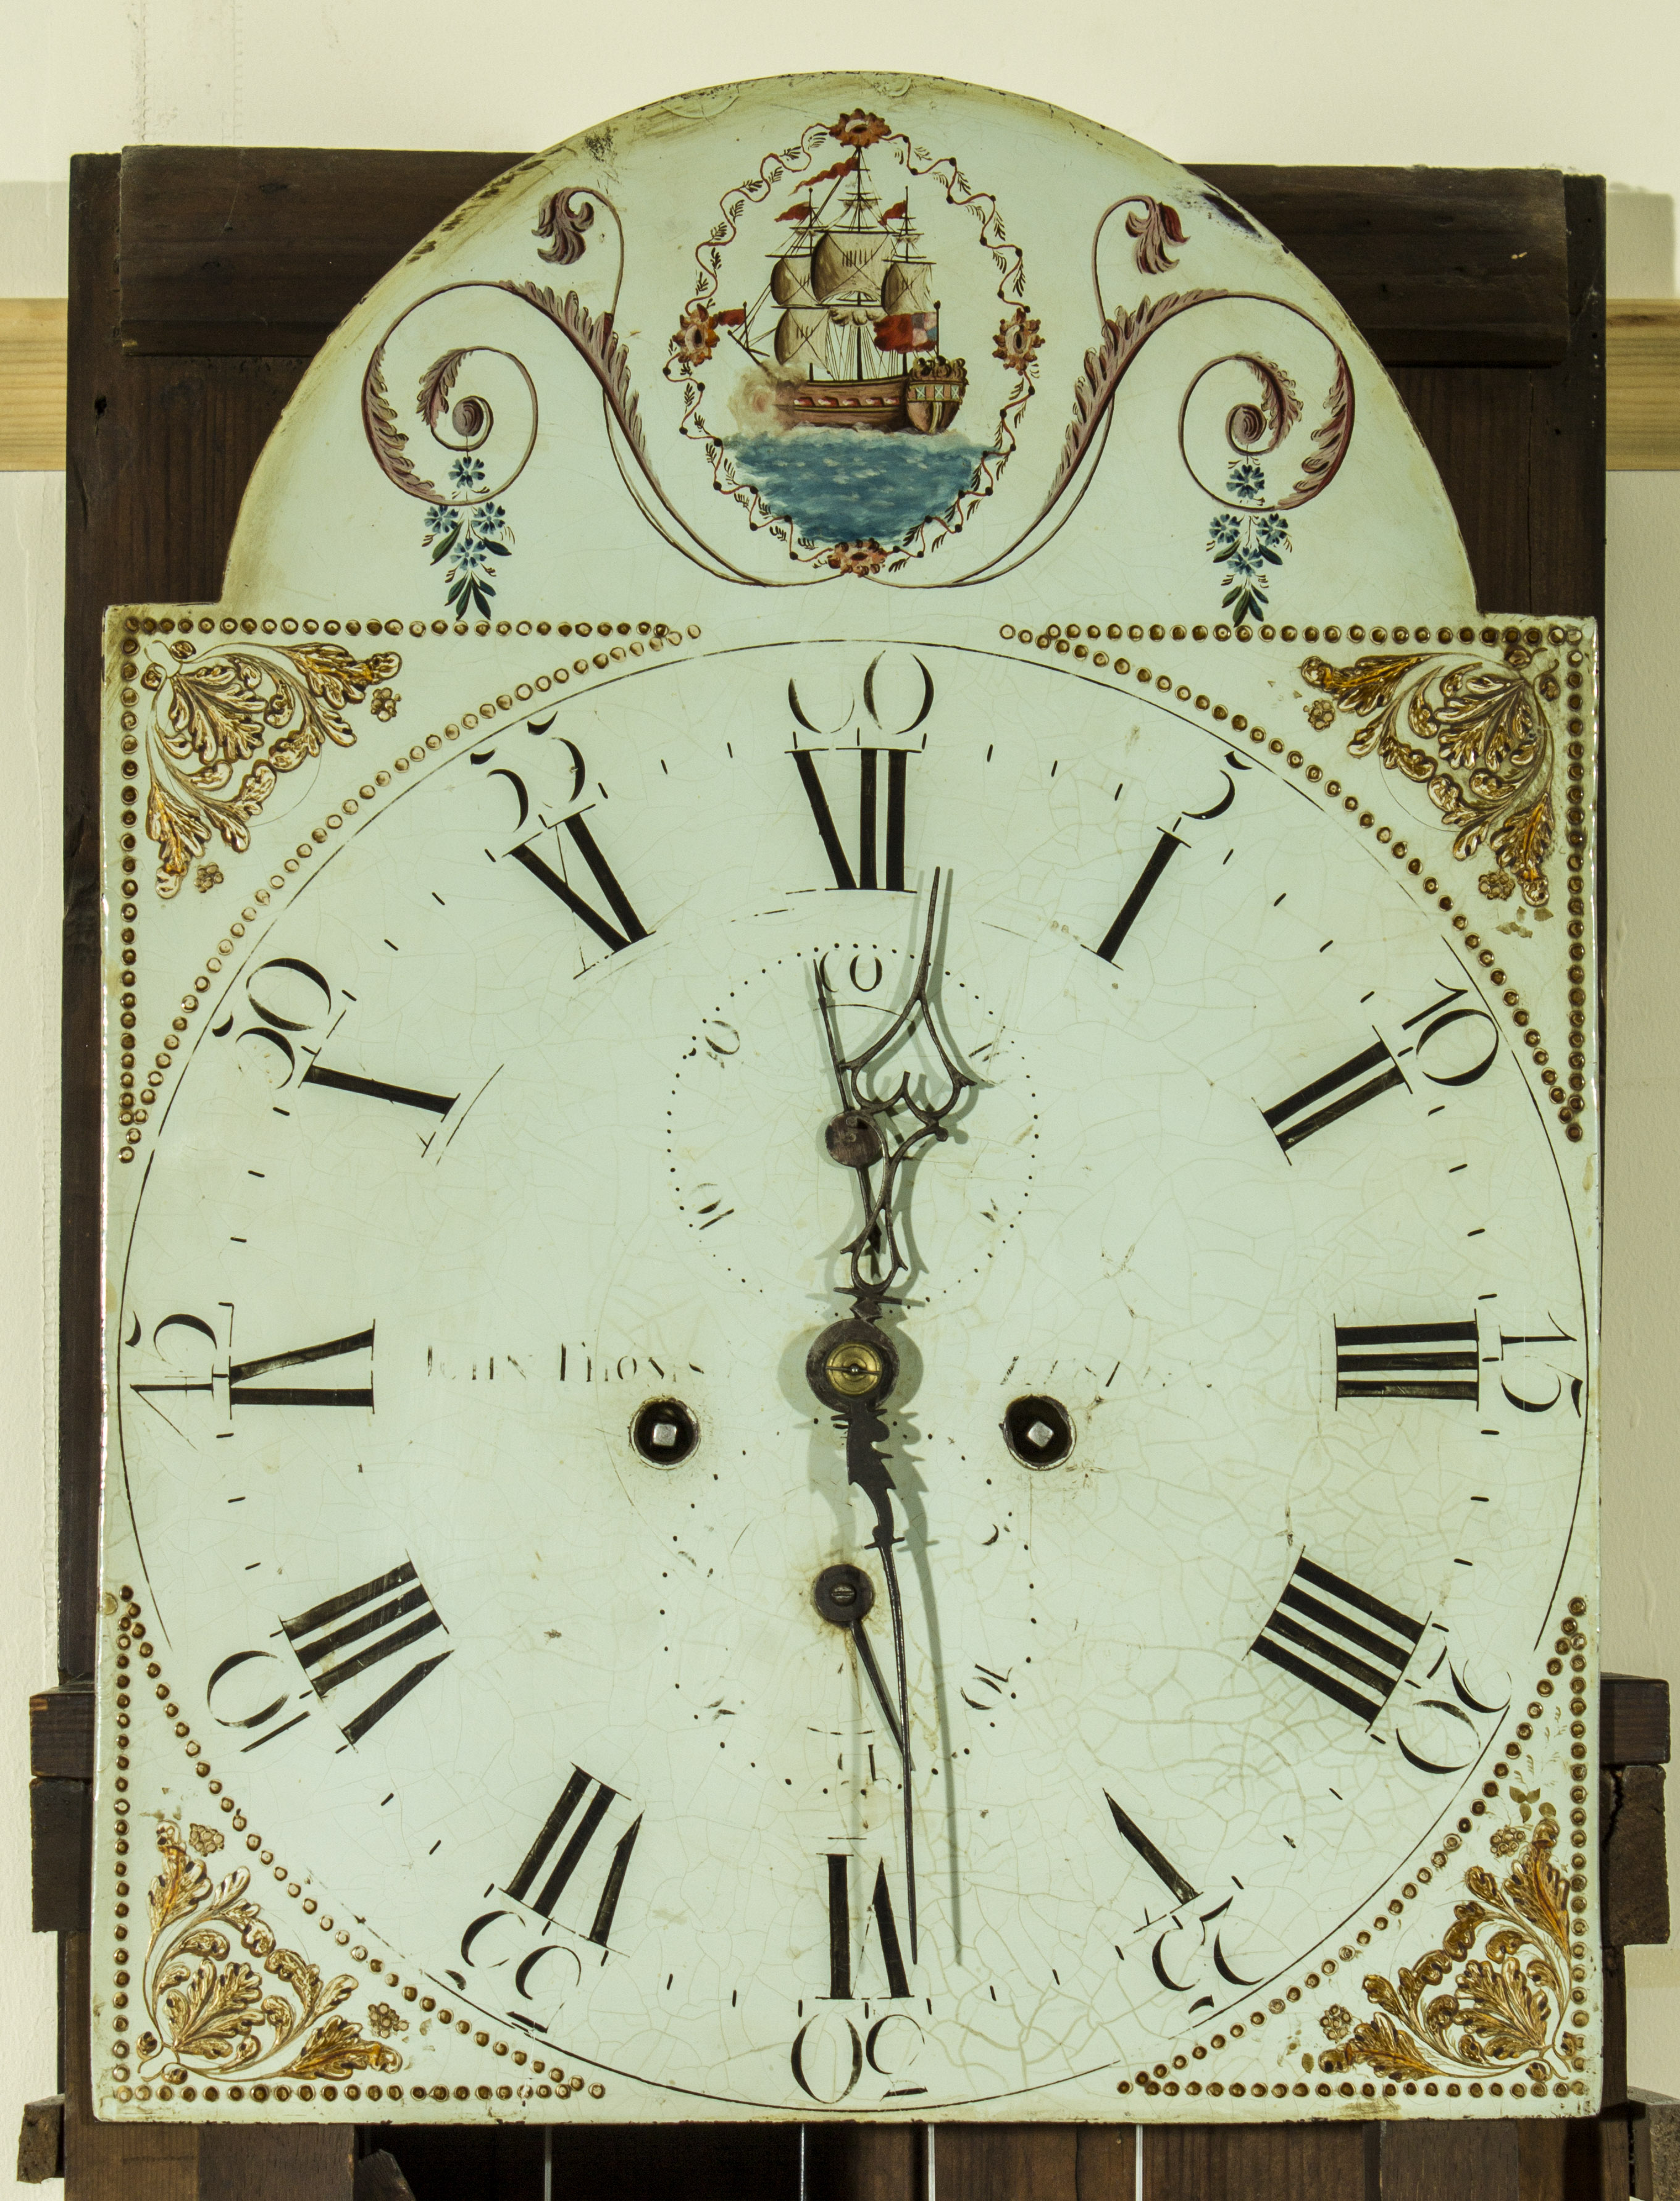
[728, 429, 987, 548]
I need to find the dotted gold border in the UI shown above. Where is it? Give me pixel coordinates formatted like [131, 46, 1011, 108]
[101, 1586, 606, 2115]
[998, 616, 1597, 1144]
[1115, 1596, 1597, 2109]
[111, 615, 703, 1166]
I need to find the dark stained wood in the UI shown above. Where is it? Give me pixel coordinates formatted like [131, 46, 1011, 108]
[805, 2124, 921, 2201]
[1378, 2120, 1518, 2199]
[1190, 165, 1568, 365]
[117, 148, 1567, 369]
[354, 2154, 419, 2201]
[1602, 1676, 1671, 1766]
[382, 2121, 798, 2201]
[61, 155, 307, 1685]
[120, 147, 532, 356]
[31, 1779, 91, 1932]
[1602, 1765, 1670, 1947]
[196, 2126, 354, 2201]
[61, 1931, 199, 2201]
[31, 1682, 93, 1778]
[934, 2123, 1135, 2199]
[1516, 2120, 1568, 2201]
[1390, 177, 1605, 622]
[1143, 2120, 1379, 2199]
[17, 2096, 64, 2184]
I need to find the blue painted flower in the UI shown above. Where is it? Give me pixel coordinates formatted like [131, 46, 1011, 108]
[1208, 514, 1240, 552]
[1227, 545, 1264, 579]
[449, 455, 487, 492]
[423, 503, 456, 536]
[1227, 461, 1266, 503]
[1256, 512, 1290, 550]
[475, 502, 511, 537]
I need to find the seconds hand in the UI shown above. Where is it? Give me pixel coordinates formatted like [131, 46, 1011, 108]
[806, 872, 976, 1966]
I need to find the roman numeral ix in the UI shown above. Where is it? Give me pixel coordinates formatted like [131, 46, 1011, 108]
[1250, 1554, 1424, 1724]
[1335, 1318, 1479, 1403]
[504, 1768, 642, 1947]
[281, 1560, 451, 1746]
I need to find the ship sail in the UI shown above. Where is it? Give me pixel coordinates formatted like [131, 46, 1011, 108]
[774, 306, 828, 370]
[811, 227, 895, 303]
[770, 254, 816, 307]
[880, 259, 932, 315]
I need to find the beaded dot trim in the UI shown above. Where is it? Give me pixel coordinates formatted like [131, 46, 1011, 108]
[1113, 1596, 1594, 2105]
[998, 619, 1594, 1143]
[102, 1585, 606, 2110]
[112, 616, 702, 1167]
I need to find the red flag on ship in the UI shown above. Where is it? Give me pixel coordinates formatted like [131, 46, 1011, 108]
[874, 311, 938, 353]
[777, 202, 813, 223]
[804, 154, 860, 189]
[881, 199, 908, 223]
[711, 307, 747, 327]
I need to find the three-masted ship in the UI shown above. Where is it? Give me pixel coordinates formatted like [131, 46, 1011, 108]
[738, 152, 966, 435]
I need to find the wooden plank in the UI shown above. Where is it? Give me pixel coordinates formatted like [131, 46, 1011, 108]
[196, 2127, 353, 2201]
[934, 2123, 1135, 2199]
[60, 155, 307, 1684]
[1602, 1764, 1670, 1947]
[1607, 301, 1680, 469]
[61, 1931, 199, 2201]
[114, 147, 1566, 368]
[1378, 2121, 1518, 2199]
[804, 2124, 921, 2201]
[0, 298, 66, 468]
[1143, 2121, 1379, 2200]
[17, 2096, 64, 2184]
[119, 146, 528, 355]
[30, 1777, 90, 1932]
[1602, 1674, 1671, 1765]
[31, 1682, 94, 1777]
[1191, 165, 1569, 364]
[1390, 176, 1606, 623]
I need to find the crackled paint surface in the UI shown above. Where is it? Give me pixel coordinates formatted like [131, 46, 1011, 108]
[94, 73, 1598, 2128]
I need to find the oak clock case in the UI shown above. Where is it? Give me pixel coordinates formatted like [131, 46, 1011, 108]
[94, 73, 1600, 2131]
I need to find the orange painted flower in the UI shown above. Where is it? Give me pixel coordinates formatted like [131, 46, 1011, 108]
[993, 306, 1043, 372]
[832, 109, 890, 149]
[674, 304, 721, 365]
[825, 540, 888, 577]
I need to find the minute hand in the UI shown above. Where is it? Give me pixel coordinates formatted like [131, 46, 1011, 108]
[817, 867, 975, 1320]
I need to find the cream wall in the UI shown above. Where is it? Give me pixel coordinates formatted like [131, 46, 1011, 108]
[3, 1, 1678, 2178]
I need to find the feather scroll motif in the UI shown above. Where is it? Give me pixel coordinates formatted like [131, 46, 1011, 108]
[1302, 639, 1563, 906]
[135, 1822, 403, 2086]
[140, 639, 401, 899]
[1318, 1816, 1579, 2087]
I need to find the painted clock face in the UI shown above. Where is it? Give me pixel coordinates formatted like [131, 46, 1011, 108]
[111, 635, 1591, 2116]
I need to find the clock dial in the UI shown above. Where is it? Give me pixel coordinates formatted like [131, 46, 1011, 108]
[110, 638, 1589, 2113]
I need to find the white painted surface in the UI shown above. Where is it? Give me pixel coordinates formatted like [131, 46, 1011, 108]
[2, 0, 1679, 2171]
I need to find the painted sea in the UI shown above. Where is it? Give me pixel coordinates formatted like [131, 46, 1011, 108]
[728, 429, 987, 547]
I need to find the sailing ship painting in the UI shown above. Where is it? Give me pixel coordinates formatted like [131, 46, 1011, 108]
[754, 141, 967, 435]
[671, 107, 1039, 569]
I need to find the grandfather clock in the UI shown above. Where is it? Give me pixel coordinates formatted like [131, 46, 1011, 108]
[27, 70, 1664, 2201]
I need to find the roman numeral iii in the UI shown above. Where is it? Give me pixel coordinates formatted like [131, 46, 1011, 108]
[1335, 1318, 1479, 1403]
[793, 749, 910, 891]
[281, 1560, 451, 1745]
[1249, 1554, 1423, 1724]
[504, 1768, 642, 1947]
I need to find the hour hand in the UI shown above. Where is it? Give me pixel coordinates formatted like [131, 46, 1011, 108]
[844, 1400, 896, 1556]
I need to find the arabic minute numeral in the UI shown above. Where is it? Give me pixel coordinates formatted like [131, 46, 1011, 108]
[1248, 1553, 1424, 1724]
